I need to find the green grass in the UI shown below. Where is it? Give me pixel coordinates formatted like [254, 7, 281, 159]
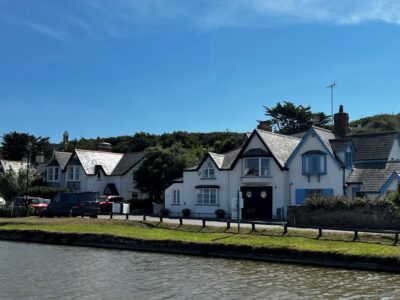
[1, 217, 400, 260]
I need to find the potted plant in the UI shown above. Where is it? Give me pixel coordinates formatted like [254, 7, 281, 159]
[182, 208, 190, 218]
[215, 209, 225, 219]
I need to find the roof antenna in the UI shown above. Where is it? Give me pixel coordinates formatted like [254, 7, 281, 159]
[326, 81, 336, 123]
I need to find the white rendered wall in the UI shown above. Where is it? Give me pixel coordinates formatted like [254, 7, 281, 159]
[287, 132, 344, 205]
[389, 140, 400, 161]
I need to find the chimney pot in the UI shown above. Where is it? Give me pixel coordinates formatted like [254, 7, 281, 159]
[257, 120, 273, 132]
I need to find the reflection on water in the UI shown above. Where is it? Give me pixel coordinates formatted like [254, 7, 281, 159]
[0, 241, 399, 300]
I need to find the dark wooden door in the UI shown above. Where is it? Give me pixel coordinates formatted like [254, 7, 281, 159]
[240, 186, 273, 219]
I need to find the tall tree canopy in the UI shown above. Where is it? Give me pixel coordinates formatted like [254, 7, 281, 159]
[264, 101, 331, 135]
[1, 131, 51, 161]
[133, 145, 199, 201]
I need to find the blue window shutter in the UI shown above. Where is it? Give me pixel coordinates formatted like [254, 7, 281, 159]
[323, 189, 333, 196]
[296, 189, 306, 205]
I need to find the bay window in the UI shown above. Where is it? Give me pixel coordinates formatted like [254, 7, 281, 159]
[302, 152, 327, 175]
[243, 157, 270, 177]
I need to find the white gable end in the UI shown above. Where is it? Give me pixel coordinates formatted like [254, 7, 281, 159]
[389, 138, 400, 161]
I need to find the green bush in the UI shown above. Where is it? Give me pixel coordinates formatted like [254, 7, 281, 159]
[303, 193, 400, 210]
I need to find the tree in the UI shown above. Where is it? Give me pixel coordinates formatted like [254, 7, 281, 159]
[264, 101, 331, 135]
[133, 145, 198, 201]
[1, 131, 51, 161]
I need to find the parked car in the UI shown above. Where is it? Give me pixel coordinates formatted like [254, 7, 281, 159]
[71, 200, 100, 218]
[45, 192, 97, 217]
[29, 198, 51, 216]
[97, 195, 124, 213]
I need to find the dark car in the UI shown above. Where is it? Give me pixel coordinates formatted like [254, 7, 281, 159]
[71, 200, 100, 218]
[45, 192, 97, 217]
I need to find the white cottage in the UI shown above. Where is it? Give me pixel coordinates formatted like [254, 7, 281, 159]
[166, 105, 400, 220]
[45, 145, 146, 200]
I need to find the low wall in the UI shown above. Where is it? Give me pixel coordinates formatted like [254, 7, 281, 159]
[1, 229, 400, 273]
[287, 206, 400, 230]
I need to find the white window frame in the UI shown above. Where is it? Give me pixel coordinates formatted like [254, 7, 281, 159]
[47, 167, 59, 182]
[201, 161, 216, 179]
[172, 190, 180, 205]
[67, 165, 80, 181]
[196, 188, 218, 205]
[243, 157, 271, 177]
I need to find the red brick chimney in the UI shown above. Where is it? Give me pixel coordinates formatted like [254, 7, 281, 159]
[333, 105, 349, 137]
[257, 120, 273, 132]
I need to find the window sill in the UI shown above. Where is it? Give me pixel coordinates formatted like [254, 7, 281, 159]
[196, 204, 219, 206]
[241, 176, 272, 178]
[200, 177, 216, 180]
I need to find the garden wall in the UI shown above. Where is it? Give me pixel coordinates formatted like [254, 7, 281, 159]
[287, 206, 400, 230]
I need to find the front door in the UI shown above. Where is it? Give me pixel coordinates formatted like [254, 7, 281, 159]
[240, 186, 273, 219]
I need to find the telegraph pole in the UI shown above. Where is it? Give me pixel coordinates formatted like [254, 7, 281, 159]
[326, 81, 336, 122]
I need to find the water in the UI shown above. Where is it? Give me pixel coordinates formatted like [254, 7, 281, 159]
[0, 241, 399, 300]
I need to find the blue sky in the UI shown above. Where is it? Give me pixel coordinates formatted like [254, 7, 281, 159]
[1, 0, 400, 143]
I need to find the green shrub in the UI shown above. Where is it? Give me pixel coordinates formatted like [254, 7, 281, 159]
[303, 194, 399, 210]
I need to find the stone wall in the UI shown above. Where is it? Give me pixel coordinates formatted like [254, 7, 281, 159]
[287, 206, 400, 230]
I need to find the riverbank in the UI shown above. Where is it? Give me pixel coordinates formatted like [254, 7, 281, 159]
[1, 218, 400, 273]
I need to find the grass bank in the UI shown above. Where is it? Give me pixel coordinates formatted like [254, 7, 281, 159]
[1, 217, 400, 262]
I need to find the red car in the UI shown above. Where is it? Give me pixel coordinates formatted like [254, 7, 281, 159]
[97, 195, 124, 213]
[29, 198, 51, 216]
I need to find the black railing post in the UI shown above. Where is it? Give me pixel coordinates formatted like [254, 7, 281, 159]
[317, 228, 322, 239]
[110, 212, 113, 219]
[394, 233, 399, 246]
[143, 214, 146, 221]
[160, 216, 163, 223]
[283, 224, 288, 235]
[227, 221, 231, 230]
[251, 223, 255, 232]
[353, 230, 359, 241]
[202, 219, 206, 228]
[179, 217, 183, 226]
[125, 214, 128, 221]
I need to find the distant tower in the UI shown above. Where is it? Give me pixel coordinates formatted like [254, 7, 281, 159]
[63, 131, 69, 152]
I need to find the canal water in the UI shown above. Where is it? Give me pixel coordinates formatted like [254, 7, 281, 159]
[0, 241, 399, 300]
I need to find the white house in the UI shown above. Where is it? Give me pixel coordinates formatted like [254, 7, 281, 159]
[165, 105, 400, 220]
[45, 143, 146, 200]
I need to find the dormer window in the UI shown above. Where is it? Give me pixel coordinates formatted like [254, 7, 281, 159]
[243, 157, 271, 177]
[302, 151, 327, 176]
[202, 161, 215, 179]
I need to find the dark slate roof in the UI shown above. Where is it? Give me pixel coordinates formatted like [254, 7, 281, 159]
[54, 151, 72, 170]
[111, 152, 145, 175]
[312, 126, 337, 154]
[347, 160, 400, 192]
[330, 139, 351, 153]
[347, 131, 398, 161]
[209, 148, 241, 170]
[256, 129, 301, 168]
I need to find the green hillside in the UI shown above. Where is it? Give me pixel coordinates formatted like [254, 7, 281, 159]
[349, 114, 400, 134]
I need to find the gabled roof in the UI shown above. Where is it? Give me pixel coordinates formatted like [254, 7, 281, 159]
[74, 149, 123, 176]
[255, 129, 301, 168]
[347, 160, 400, 192]
[347, 131, 398, 161]
[54, 151, 73, 170]
[192, 147, 242, 171]
[111, 152, 145, 175]
[286, 126, 342, 167]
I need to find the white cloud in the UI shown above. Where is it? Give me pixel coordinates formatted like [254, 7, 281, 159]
[2, 0, 400, 41]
